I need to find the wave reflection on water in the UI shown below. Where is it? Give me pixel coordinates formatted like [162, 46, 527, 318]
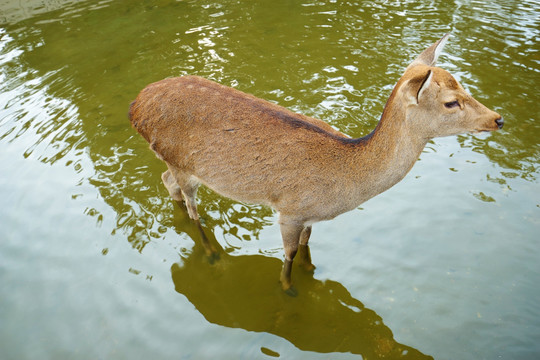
[0, 36, 84, 171]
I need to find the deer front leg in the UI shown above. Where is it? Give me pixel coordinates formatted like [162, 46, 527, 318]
[297, 226, 315, 272]
[279, 219, 304, 296]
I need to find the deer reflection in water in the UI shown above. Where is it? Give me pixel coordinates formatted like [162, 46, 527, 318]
[169, 202, 433, 359]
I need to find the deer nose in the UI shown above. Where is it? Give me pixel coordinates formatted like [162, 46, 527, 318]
[495, 117, 504, 129]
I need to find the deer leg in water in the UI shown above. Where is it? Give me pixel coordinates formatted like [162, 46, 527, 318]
[279, 220, 304, 296]
[193, 218, 220, 264]
[162, 169, 184, 202]
[167, 167, 219, 263]
[297, 226, 315, 272]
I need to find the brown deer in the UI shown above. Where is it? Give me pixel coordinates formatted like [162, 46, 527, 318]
[129, 34, 503, 295]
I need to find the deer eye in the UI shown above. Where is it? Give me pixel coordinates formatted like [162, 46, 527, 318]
[444, 100, 460, 109]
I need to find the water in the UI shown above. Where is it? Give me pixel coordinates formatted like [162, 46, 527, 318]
[1, 1, 538, 359]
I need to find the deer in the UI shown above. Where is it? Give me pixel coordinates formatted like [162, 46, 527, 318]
[129, 34, 503, 295]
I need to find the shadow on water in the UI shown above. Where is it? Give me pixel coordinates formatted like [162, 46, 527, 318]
[170, 204, 433, 359]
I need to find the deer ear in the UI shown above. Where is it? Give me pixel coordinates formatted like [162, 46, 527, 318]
[407, 33, 450, 69]
[405, 69, 433, 105]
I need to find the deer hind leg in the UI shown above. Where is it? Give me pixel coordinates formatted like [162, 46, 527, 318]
[279, 217, 306, 296]
[297, 226, 315, 272]
[163, 165, 200, 221]
[162, 169, 184, 202]
[167, 166, 219, 263]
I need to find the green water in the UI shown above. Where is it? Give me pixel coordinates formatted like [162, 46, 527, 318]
[1, 1, 538, 359]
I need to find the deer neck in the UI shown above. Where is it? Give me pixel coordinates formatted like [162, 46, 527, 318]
[349, 97, 429, 201]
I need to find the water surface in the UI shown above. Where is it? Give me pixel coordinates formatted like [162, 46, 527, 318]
[1, 1, 539, 359]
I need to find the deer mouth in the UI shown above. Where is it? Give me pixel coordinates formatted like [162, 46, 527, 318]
[475, 128, 494, 133]
[474, 117, 504, 133]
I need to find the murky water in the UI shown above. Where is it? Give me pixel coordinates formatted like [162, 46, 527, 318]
[1, 1, 539, 359]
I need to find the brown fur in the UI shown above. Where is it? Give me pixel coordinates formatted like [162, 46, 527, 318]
[129, 34, 503, 293]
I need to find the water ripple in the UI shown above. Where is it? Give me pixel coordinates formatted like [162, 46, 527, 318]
[1, 2, 539, 358]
